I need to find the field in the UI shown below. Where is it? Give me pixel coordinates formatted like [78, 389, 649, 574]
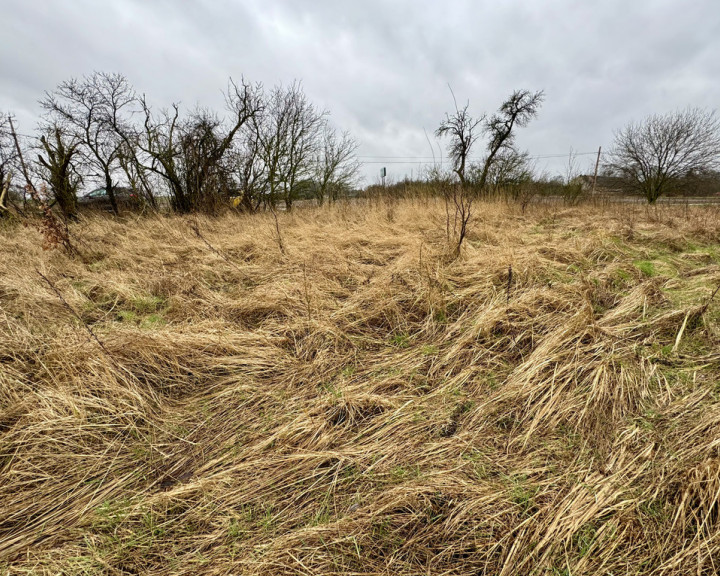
[1, 198, 720, 575]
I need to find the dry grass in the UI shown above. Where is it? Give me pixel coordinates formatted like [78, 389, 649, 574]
[1, 198, 720, 575]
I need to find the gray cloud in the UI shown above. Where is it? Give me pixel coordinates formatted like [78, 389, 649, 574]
[2, 0, 719, 181]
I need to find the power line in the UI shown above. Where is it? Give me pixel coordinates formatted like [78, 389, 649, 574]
[358, 156, 438, 159]
[360, 160, 444, 164]
[358, 151, 600, 159]
[358, 151, 603, 164]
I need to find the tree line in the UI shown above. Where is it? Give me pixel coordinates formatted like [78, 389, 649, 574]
[2, 73, 719, 227]
[427, 90, 720, 256]
[0, 73, 360, 217]
[432, 93, 720, 208]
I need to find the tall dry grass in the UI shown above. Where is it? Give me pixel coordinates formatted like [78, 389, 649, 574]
[1, 198, 719, 575]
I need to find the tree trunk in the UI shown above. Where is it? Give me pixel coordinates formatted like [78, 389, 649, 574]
[105, 173, 119, 215]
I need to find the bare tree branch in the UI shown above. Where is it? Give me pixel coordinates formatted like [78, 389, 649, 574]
[606, 107, 720, 203]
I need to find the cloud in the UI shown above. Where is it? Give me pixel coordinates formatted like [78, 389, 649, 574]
[1, 0, 718, 180]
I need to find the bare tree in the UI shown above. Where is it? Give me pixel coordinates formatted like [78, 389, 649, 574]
[14, 73, 360, 217]
[434, 90, 484, 258]
[41, 72, 136, 214]
[138, 101, 184, 207]
[36, 125, 82, 218]
[314, 125, 360, 204]
[282, 84, 326, 210]
[435, 94, 479, 259]
[180, 109, 237, 212]
[108, 100, 157, 210]
[475, 89, 544, 194]
[117, 137, 156, 210]
[435, 91, 483, 186]
[435, 88, 544, 255]
[139, 78, 262, 213]
[252, 82, 326, 210]
[472, 148, 533, 196]
[234, 126, 265, 212]
[249, 90, 287, 210]
[606, 107, 720, 203]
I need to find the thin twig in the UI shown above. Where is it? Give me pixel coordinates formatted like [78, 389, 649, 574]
[699, 282, 720, 316]
[269, 205, 286, 256]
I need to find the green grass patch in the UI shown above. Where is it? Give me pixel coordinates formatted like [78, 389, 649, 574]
[634, 260, 656, 277]
[390, 332, 411, 348]
[130, 294, 166, 314]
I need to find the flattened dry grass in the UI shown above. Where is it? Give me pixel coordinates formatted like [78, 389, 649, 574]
[1, 198, 719, 575]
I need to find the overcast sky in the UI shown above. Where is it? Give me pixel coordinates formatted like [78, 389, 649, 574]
[2, 0, 719, 182]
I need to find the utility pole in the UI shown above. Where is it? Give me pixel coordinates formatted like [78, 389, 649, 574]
[591, 146, 602, 194]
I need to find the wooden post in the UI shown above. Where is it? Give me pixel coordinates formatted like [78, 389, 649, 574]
[591, 146, 602, 194]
